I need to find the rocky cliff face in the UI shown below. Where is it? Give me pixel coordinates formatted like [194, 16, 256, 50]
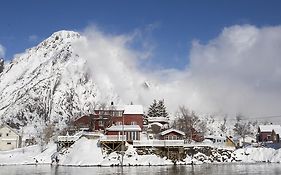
[0, 31, 118, 130]
[0, 58, 3, 74]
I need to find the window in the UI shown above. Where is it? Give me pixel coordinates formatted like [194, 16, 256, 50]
[113, 111, 123, 117]
[7, 142, 11, 145]
[116, 121, 122, 125]
[129, 132, 138, 140]
[168, 135, 175, 140]
[131, 121, 137, 125]
[6, 133, 9, 137]
[0, 133, 2, 137]
[98, 120, 103, 127]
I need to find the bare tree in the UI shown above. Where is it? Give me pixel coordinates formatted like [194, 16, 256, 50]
[43, 123, 55, 144]
[220, 115, 228, 133]
[233, 114, 252, 147]
[173, 106, 206, 141]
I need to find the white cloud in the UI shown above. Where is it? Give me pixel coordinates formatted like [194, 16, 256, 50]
[187, 25, 281, 117]
[72, 25, 281, 119]
[0, 44, 5, 58]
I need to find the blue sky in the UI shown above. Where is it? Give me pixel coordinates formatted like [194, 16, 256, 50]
[1, 0, 281, 69]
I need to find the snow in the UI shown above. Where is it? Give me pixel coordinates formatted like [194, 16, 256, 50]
[258, 125, 281, 132]
[148, 117, 169, 123]
[113, 105, 144, 115]
[58, 137, 172, 166]
[59, 137, 103, 166]
[148, 122, 163, 128]
[123, 105, 143, 115]
[106, 125, 141, 132]
[0, 143, 56, 165]
[1, 137, 281, 166]
[160, 128, 185, 136]
[234, 147, 281, 163]
[0, 30, 119, 139]
[273, 128, 281, 135]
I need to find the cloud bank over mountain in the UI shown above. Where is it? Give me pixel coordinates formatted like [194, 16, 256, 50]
[72, 25, 281, 118]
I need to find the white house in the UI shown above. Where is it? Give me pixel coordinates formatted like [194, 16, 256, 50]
[204, 135, 226, 145]
[0, 124, 22, 151]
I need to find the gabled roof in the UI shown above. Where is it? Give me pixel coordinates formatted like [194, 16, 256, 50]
[95, 105, 144, 115]
[205, 135, 226, 140]
[0, 123, 21, 136]
[160, 128, 185, 136]
[149, 122, 163, 127]
[106, 125, 141, 132]
[148, 117, 169, 123]
[123, 105, 143, 115]
[258, 125, 281, 132]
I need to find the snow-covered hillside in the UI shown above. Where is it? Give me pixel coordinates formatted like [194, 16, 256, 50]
[0, 31, 120, 133]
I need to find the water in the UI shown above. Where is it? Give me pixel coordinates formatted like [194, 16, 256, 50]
[0, 164, 281, 175]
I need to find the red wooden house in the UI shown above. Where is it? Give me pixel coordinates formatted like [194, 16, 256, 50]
[74, 105, 144, 138]
[159, 128, 185, 140]
[257, 125, 281, 142]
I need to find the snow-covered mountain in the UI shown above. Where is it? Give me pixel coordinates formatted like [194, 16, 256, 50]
[0, 58, 3, 73]
[0, 31, 120, 130]
[0, 30, 258, 138]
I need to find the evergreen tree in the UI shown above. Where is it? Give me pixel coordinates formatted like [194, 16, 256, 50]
[147, 99, 169, 118]
[157, 99, 169, 118]
[147, 99, 158, 118]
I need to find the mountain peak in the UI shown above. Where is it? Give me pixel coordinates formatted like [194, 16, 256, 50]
[39, 30, 81, 47]
[50, 30, 80, 40]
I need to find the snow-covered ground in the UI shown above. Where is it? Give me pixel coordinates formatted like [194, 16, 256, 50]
[58, 137, 173, 166]
[1, 137, 281, 166]
[0, 143, 57, 165]
[234, 147, 281, 163]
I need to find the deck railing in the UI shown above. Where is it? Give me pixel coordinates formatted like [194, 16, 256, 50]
[100, 135, 126, 141]
[57, 136, 80, 142]
[133, 140, 185, 147]
[133, 140, 235, 150]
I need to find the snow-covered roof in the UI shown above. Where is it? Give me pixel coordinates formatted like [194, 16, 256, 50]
[106, 125, 141, 132]
[0, 124, 21, 136]
[273, 128, 281, 135]
[148, 117, 169, 123]
[123, 105, 143, 115]
[258, 125, 281, 132]
[148, 122, 163, 128]
[160, 128, 185, 136]
[205, 135, 226, 140]
[97, 105, 144, 115]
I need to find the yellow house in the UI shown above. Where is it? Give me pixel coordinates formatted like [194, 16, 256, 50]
[0, 124, 22, 151]
[225, 136, 236, 147]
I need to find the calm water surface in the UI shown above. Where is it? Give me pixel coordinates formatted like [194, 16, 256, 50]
[0, 164, 281, 175]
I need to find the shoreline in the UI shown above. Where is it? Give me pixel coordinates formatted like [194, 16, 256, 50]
[0, 161, 280, 167]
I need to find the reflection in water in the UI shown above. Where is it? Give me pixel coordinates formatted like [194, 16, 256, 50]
[0, 164, 281, 175]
